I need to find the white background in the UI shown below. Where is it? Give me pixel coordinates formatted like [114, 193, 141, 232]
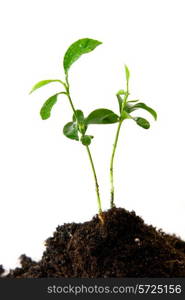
[0, 0, 185, 270]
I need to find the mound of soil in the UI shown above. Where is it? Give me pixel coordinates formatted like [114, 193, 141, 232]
[1, 207, 185, 278]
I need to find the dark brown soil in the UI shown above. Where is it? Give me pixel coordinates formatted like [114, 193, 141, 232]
[1, 207, 185, 278]
[0, 265, 4, 276]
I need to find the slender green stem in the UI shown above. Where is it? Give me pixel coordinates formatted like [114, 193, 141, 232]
[66, 92, 76, 115]
[59, 80, 68, 88]
[110, 89, 129, 208]
[126, 81, 129, 95]
[86, 145, 102, 213]
[64, 75, 102, 213]
[64, 75, 76, 116]
[110, 120, 123, 207]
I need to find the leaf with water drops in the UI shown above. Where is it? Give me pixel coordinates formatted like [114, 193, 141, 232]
[135, 117, 150, 129]
[63, 122, 79, 141]
[63, 38, 102, 73]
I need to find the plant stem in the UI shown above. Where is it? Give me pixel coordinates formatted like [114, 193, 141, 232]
[110, 120, 123, 208]
[65, 75, 76, 116]
[64, 75, 102, 213]
[110, 90, 129, 208]
[86, 145, 102, 213]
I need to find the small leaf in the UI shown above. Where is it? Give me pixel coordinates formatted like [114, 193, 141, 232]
[86, 109, 119, 124]
[29, 79, 63, 94]
[125, 103, 133, 113]
[125, 65, 130, 82]
[63, 38, 102, 73]
[63, 122, 79, 141]
[128, 102, 157, 120]
[117, 89, 126, 96]
[127, 99, 139, 103]
[81, 135, 93, 146]
[135, 117, 150, 129]
[73, 110, 85, 123]
[40, 94, 58, 120]
[73, 110, 87, 134]
[117, 94, 123, 113]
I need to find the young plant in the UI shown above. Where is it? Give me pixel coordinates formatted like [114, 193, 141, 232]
[29, 38, 157, 217]
[109, 65, 157, 207]
[29, 38, 110, 218]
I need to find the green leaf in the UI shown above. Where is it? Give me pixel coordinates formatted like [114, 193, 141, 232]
[29, 79, 63, 94]
[72, 110, 87, 134]
[40, 94, 58, 120]
[128, 102, 157, 120]
[125, 103, 133, 113]
[117, 89, 126, 96]
[135, 117, 150, 129]
[86, 109, 119, 124]
[117, 94, 123, 113]
[63, 122, 79, 141]
[125, 65, 130, 82]
[81, 135, 93, 146]
[73, 110, 85, 123]
[63, 38, 102, 73]
[127, 99, 139, 103]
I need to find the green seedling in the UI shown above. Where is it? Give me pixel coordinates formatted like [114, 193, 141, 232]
[30, 38, 157, 218]
[30, 38, 117, 220]
[109, 65, 157, 207]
